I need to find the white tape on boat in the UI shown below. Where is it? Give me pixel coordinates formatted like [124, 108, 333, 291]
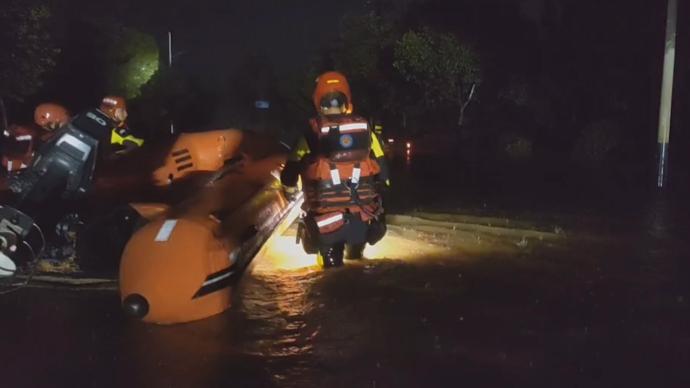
[155, 220, 178, 242]
[202, 271, 233, 287]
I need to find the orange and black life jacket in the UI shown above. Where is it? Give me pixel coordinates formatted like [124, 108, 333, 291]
[301, 114, 382, 220]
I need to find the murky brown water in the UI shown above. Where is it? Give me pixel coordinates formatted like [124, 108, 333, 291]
[2, 158, 690, 387]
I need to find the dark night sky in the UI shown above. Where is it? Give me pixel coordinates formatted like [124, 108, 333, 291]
[105, 0, 369, 83]
[7, 0, 688, 177]
[59, 0, 655, 85]
[156, 0, 537, 75]
[36, 0, 686, 138]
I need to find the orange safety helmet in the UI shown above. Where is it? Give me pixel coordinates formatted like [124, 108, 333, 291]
[312, 71, 353, 114]
[34, 103, 70, 130]
[100, 95, 128, 123]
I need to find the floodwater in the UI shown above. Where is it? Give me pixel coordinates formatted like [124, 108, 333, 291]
[2, 156, 690, 387]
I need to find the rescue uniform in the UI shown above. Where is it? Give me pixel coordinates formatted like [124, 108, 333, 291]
[70, 109, 143, 152]
[281, 113, 389, 267]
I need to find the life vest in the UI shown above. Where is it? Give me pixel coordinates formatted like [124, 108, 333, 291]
[301, 114, 382, 221]
[2, 125, 38, 172]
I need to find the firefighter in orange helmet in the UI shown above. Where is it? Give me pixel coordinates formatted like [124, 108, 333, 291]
[100, 96, 128, 127]
[98, 95, 144, 152]
[0, 103, 68, 174]
[281, 71, 389, 268]
[34, 103, 70, 132]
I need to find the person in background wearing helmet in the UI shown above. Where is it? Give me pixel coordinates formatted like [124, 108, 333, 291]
[98, 96, 144, 154]
[1, 103, 70, 174]
[281, 71, 390, 268]
[34, 102, 71, 142]
[0, 97, 147, 269]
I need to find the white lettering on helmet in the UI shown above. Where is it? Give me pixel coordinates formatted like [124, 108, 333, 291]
[102, 97, 118, 106]
[86, 111, 107, 126]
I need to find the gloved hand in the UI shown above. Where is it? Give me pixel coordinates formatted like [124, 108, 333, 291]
[282, 185, 299, 201]
[376, 178, 391, 192]
[112, 140, 140, 157]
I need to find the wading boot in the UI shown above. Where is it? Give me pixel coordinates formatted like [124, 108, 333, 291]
[345, 243, 365, 260]
[317, 244, 344, 268]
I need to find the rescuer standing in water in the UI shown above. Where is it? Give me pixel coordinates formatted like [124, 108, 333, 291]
[98, 96, 144, 153]
[281, 71, 389, 268]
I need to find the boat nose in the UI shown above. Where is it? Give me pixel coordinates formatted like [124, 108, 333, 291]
[122, 293, 149, 319]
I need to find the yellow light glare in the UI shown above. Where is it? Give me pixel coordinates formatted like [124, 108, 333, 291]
[363, 233, 446, 260]
[326, 79, 340, 84]
[255, 228, 450, 272]
[261, 235, 319, 270]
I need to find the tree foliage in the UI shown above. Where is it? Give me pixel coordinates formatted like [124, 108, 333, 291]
[393, 29, 480, 110]
[331, 12, 399, 117]
[328, 7, 482, 131]
[133, 67, 216, 134]
[334, 12, 395, 81]
[0, 1, 60, 101]
[104, 27, 159, 99]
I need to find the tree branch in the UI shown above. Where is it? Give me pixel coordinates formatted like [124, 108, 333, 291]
[457, 83, 477, 127]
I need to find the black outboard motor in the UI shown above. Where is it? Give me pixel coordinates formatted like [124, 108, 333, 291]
[10, 125, 99, 204]
[0, 206, 35, 277]
[0, 109, 113, 277]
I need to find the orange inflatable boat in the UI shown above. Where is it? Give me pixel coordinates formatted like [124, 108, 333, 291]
[118, 139, 299, 324]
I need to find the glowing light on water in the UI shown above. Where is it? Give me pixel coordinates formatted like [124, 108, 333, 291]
[256, 230, 448, 271]
[263, 236, 319, 270]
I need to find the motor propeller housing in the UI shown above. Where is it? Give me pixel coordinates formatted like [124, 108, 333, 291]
[0, 206, 42, 277]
